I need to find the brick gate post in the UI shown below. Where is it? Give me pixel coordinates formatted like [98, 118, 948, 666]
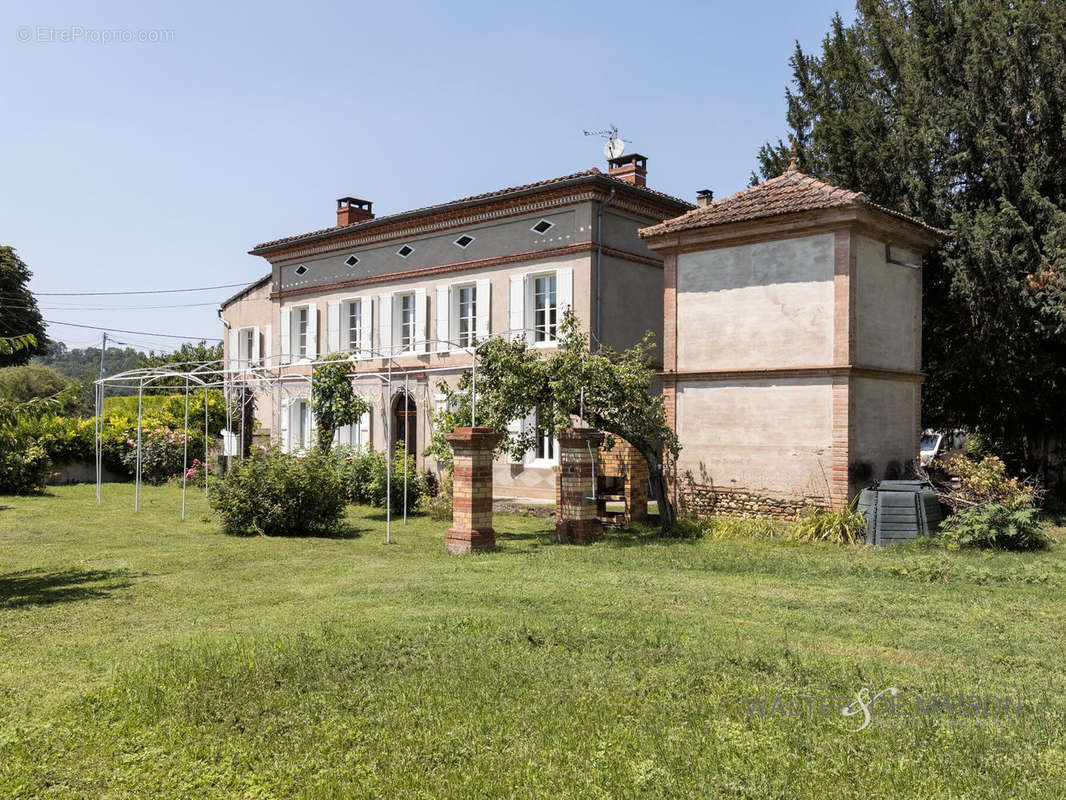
[445, 427, 502, 553]
[555, 428, 606, 544]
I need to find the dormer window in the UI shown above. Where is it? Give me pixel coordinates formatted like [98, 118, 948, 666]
[397, 245, 414, 258]
[531, 219, 554, 235]
[454, 234, 475, 249]
[344, 255, 360, 267]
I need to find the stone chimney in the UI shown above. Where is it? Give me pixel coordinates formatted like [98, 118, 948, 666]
[607, 153, 648, 187]
[696, 189, 714, 207]
[337, 197, 374, 227]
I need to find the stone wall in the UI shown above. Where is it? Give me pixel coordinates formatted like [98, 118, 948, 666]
[678, 480, 828, 520]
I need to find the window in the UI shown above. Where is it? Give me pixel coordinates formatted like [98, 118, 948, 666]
[397, 245, 414, 258]
[533, 273, 557, 342]
[294, 264, 308, 276]
[456, 284, 476, 348]
[239, 327, 255, 366]
[344, 255, 359, 268]
[399, 293, 416, 349]
[531, 219, 554, 234]
[454, 234, 475, 249]
[346, 299, 362, 351]
[536, 427, 555, 462]
[293, 400, 310, 450]
[296, 306, 309, 358]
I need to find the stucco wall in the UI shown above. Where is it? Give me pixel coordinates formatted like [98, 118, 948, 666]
[676, 233, 835, 371]
[674, 377, 835, 498]
[850, 376, 920, 480]
[598, 253, 664, 355]
[854, 234, 921, 372]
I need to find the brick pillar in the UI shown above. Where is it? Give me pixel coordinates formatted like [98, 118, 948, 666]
[555, 428, 605, 544]
[445, 427, 502, 553]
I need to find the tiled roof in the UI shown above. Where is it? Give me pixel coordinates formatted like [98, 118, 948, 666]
[220, 272, 271, 309]
[640, 167, 945, 238]
[250, 168, 693, 254]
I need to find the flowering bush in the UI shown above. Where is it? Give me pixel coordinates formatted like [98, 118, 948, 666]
[119, 427, 191, 484]
[0, 440, 52, 494]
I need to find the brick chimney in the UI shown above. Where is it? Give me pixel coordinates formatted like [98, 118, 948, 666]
[696, 189, 714, 207]
[607, 153, 648, 187]
[337, 197, 374, 227]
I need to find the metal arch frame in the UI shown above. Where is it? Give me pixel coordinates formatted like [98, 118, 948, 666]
[92, 324, 566, 540]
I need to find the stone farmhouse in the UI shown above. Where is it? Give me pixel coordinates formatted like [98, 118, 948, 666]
[222, 150, 943, 512]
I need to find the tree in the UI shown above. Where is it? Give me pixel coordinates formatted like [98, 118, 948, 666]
[755, 0, 1066, 487]
[0, 247, 47, 366]
[427, 313, 681, 531]
[140, 340, 224, 388]
[0, 364, 76, 405]
[311, 354, 371, 454]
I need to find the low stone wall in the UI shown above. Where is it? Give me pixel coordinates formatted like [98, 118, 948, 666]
[678, 482, 828, 520]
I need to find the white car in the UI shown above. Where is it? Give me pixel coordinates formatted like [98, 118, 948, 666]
[920, 429, 967, 466]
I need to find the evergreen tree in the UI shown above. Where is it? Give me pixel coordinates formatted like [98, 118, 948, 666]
[756, 0, 1066, 485]
[0, 246, 48, 366]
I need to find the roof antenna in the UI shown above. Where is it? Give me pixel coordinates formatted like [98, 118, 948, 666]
[584, 125, 629, 160]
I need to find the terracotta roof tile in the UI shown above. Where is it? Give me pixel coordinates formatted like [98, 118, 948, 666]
[640, 167, 945, 238]
[251, 168, 692, 254]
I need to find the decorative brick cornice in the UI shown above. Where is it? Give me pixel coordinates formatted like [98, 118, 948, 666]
[270, 242, 662, 300]
[255, 183, 688, 262]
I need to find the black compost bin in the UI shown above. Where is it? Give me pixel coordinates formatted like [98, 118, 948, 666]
[857, 480, 943, 546]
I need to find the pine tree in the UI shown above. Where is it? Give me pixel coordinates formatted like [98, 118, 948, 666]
[757, 0, 1066, 485]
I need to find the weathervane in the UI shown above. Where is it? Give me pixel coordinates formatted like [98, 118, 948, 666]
[583, 125, 629, 159]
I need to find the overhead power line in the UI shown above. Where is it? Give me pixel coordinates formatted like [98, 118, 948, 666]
[44, 319, 223, 341]
[32, 281, 255, 297]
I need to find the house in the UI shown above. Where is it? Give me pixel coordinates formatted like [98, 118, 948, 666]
[220, 154, 692, 500]
[640, 158, 945, 515]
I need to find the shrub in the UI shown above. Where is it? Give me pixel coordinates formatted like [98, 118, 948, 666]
[118, 427, 191, 485]
[210, 448, 346, 536]
[939, 502, 1052, 551]
[708, 516, 783, 540]
[935, 454, 1037, 511]
[0, 364, 75, 404]
[0, 440, 52, 494]
[335, 446, 379, 505]
[791, 503, 867, 545]
[418, 473, 453, 521]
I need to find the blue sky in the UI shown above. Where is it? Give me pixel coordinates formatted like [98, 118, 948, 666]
[1, 0, 853, 350]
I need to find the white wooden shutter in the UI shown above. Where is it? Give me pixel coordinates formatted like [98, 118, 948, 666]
[279, 397, 290, 452]
[251, 326, 260, 365]
[279, 308, 292, 364]
[337, 423, 351, 446]
[475, 279, 490, 342]
[263, 324, 272, 366]
[509, 275, 524, 341]
[359, 297, 373, 359]
[415, 288, 427, 352]
[227, 329, 238, 372]
[358, 410, 370, 451]
[435, 286, 450, 352]
[326, 301, 341, 354]
[378, 294, 393, 355]
[305, 304, 318, 360]
[557, 267, 574, 322]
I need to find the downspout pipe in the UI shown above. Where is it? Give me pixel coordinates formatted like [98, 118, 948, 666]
[595, 187, 616, 350]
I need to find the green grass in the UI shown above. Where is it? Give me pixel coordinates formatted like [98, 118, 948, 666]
[1, 484, 1065, 798]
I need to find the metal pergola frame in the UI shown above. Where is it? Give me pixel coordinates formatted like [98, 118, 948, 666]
[93, 332, 525, 541]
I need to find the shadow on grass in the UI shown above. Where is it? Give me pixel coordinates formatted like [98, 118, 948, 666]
[226, 522, 367, 540]
[0, 568, 139, 609]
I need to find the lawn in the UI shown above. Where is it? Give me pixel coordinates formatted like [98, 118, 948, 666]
[1, 484, 1064, 799]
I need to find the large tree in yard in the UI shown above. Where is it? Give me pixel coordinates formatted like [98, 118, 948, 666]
[0, 247, 47, 367]
[427, 314, 681, 531]
[754, 0, 1066, 488]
